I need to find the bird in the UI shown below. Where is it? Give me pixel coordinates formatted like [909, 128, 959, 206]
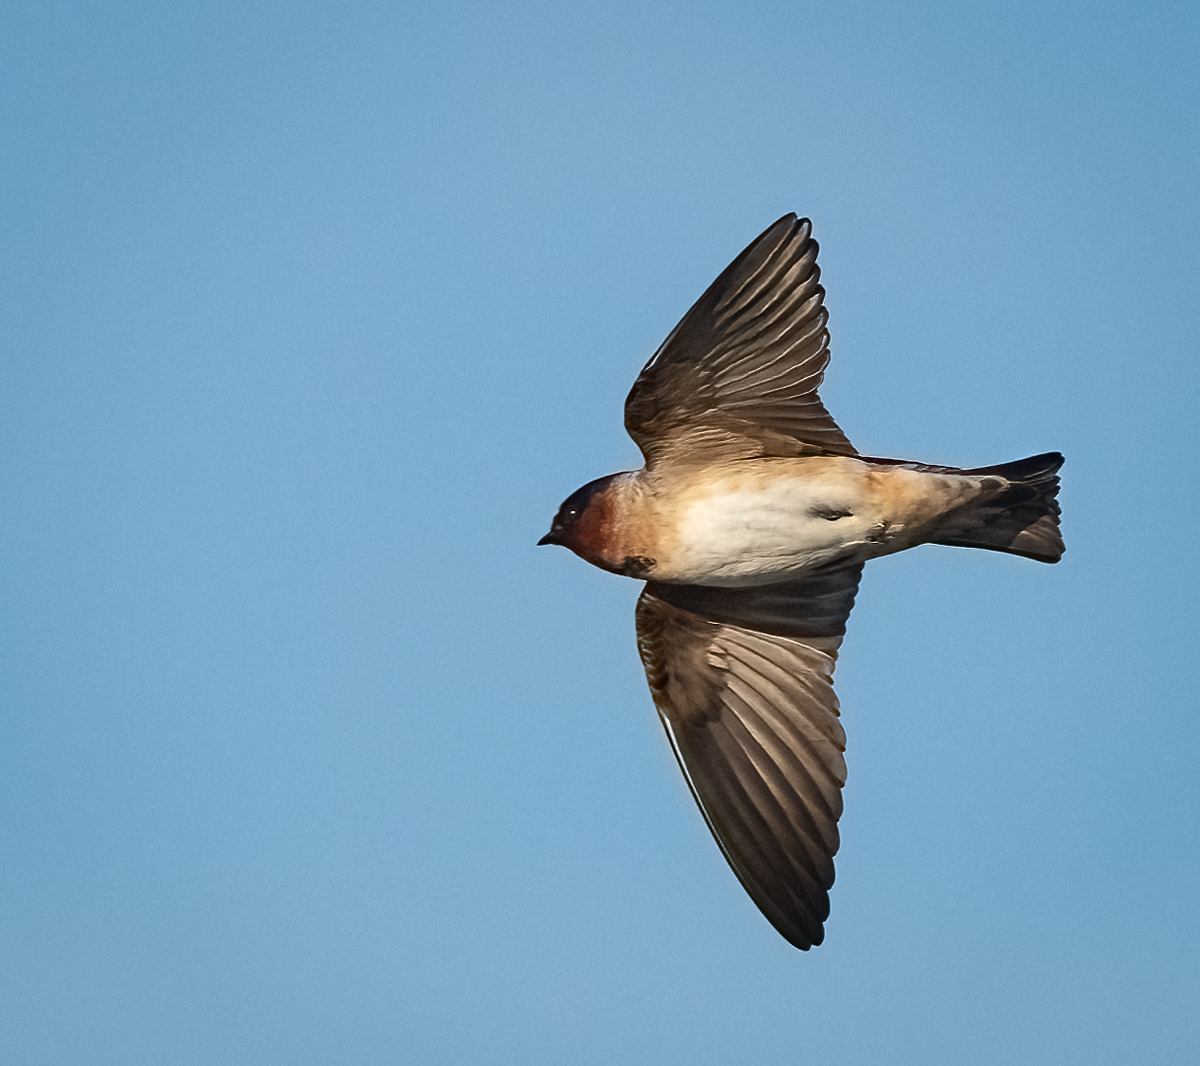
[538, 214, 1063, 950]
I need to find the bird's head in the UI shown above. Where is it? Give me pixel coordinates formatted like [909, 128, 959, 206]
[538, 473, 630, 573]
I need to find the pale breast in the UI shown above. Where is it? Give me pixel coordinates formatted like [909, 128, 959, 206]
[645, 458, 987, 586]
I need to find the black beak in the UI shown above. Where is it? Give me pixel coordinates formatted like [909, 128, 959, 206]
[537, 531, 557, 546]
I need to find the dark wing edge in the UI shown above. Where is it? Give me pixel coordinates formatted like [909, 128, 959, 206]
[635, 567, 862, 949]
[625, 214, 857, 466]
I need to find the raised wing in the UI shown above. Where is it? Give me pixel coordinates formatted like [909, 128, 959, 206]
[625, 215, 857, 466]
[635, 566, 862, 949]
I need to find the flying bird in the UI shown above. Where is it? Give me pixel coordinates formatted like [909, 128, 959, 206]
[538, 215, 1063, 950]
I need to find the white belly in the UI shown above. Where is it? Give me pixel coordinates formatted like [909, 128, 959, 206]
[660, 461, 980, 586]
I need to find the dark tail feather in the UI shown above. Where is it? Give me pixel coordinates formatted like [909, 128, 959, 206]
[932, 452, 1065, 563]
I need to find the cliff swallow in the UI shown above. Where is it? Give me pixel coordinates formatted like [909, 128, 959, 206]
[539, 215, 1063, 949]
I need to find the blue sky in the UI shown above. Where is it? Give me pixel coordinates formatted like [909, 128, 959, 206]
[3, 1, 1198, 1062]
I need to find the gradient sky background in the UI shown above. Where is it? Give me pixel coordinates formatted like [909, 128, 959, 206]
[4, 2, 1198, 1063]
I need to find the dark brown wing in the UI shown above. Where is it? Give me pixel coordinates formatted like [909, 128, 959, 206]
[635, 566, 863, 949]
[625, 215, 857, 466]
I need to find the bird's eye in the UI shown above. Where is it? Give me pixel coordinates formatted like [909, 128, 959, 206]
[813, 506, 854, 521]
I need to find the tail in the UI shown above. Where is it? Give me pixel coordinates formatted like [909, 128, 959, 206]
[932, 452, 1065, 563]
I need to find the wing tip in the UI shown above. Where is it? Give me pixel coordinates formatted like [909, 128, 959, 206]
[783, 926, 822, 951]
[758, 212, 812, 252]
